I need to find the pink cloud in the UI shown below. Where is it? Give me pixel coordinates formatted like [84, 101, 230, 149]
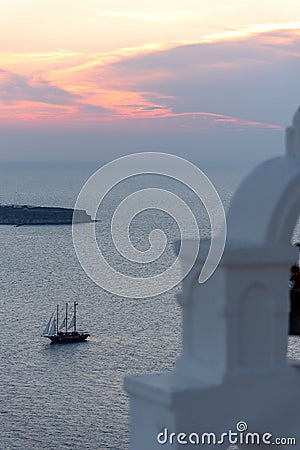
[0, 28, 298, 130]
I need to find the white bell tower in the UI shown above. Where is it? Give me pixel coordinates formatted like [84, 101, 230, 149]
[124, 108, 300, 449]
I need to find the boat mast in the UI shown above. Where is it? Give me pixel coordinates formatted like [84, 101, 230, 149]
[74, 301, 78, 332]
[65, 302, 68, 334]
[56, 305, 59, 335]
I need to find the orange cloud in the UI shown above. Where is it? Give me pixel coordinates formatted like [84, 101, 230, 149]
[0, 24, 298, 129]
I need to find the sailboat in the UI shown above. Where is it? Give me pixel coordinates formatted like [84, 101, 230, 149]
[42, 302, 90, 343]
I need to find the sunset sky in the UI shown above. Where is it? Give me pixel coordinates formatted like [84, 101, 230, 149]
[1, 0, 300, 161]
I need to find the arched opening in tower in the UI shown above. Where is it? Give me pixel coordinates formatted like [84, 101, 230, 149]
[288, 222, 300, 359]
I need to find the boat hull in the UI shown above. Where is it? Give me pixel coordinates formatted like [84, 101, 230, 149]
[45, 332, 90, 344]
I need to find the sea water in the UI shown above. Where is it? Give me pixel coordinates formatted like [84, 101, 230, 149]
[0, 160, 299, 450]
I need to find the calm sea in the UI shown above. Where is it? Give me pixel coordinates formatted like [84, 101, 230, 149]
[0, 160, 299, 450]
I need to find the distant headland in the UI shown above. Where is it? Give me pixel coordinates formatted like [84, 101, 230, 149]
[0, 204, 94, 225]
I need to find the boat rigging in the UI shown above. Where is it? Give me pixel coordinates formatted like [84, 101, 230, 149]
[42, 302, 90, 344]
